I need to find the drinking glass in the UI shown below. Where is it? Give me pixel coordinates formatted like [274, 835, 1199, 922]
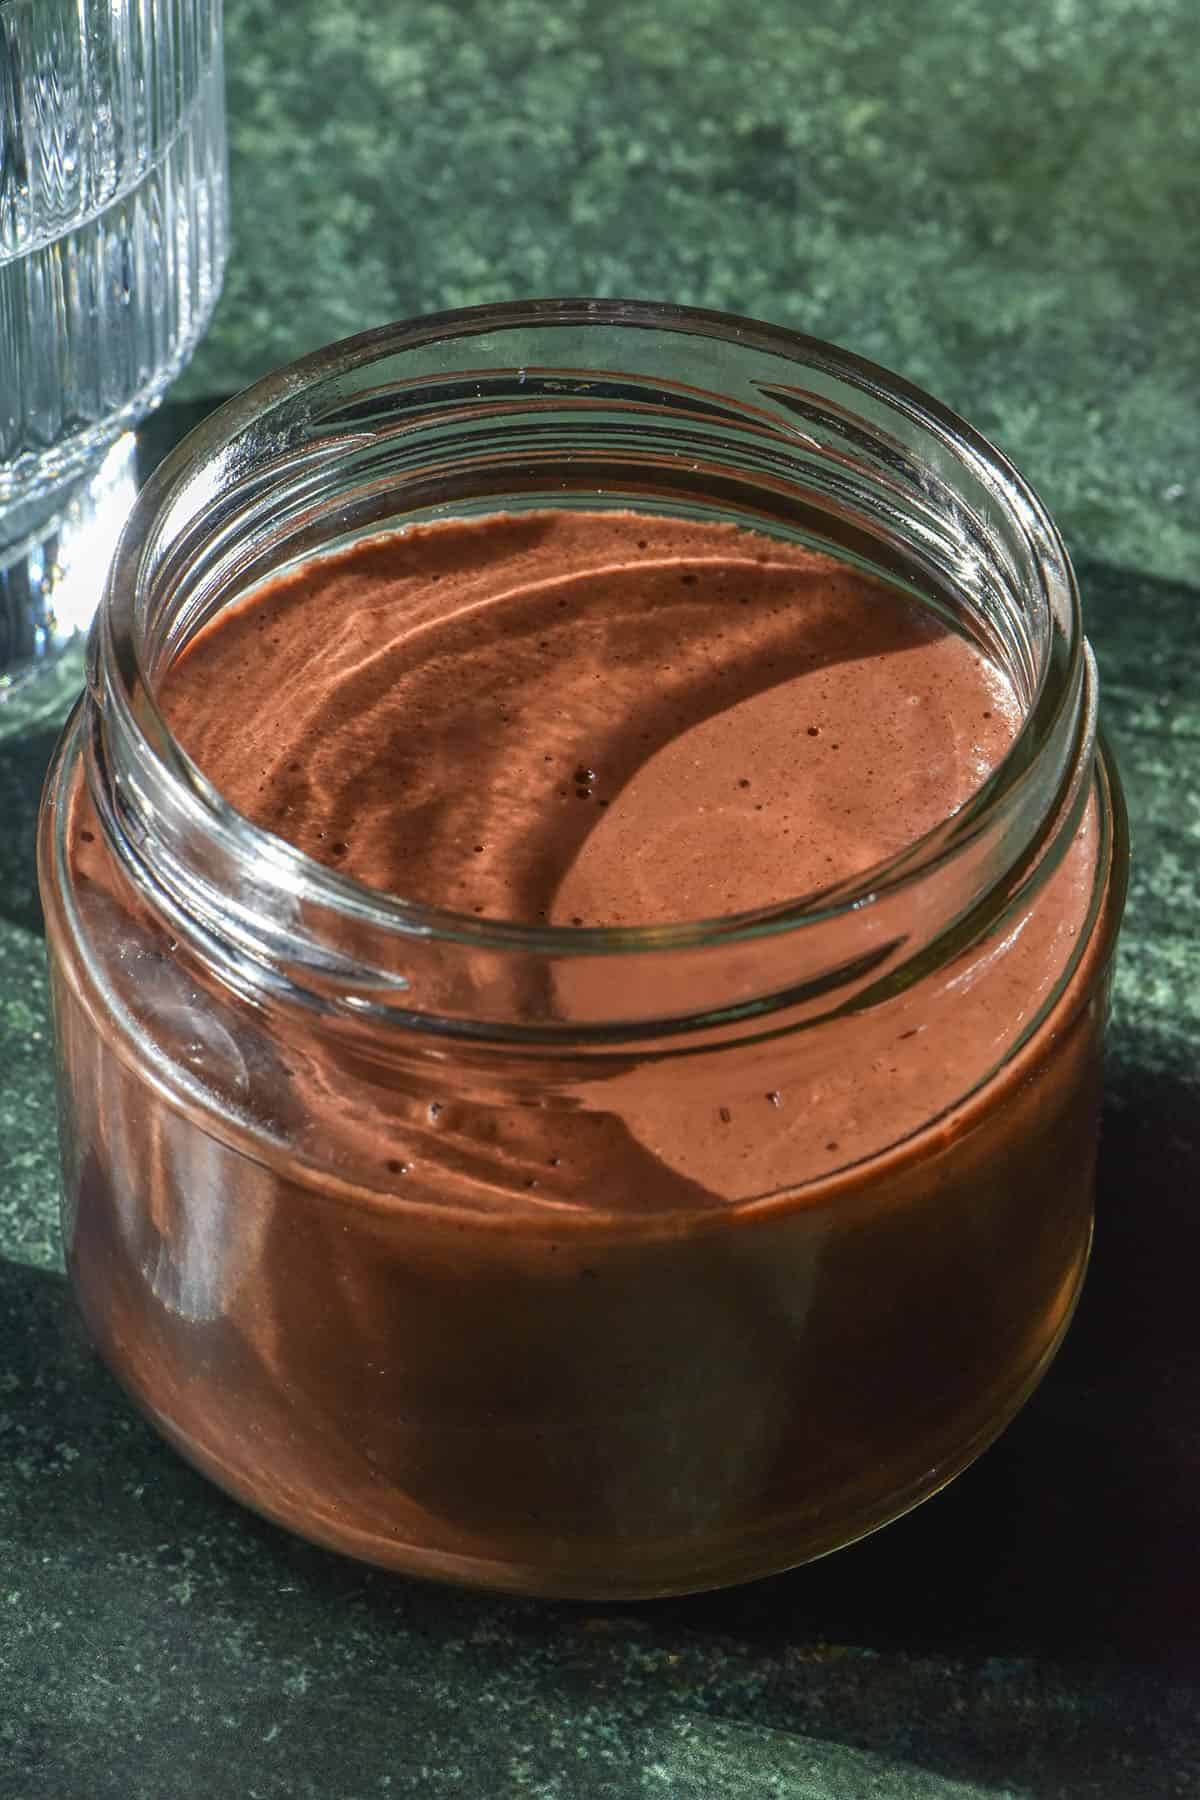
[0, 0, 226, 700]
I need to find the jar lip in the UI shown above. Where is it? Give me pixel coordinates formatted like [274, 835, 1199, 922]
[98, 296, 1085, 958]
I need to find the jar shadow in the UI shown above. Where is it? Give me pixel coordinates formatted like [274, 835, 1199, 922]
[0, 724, 61, 935]
[637, 1057, 1200, 1663]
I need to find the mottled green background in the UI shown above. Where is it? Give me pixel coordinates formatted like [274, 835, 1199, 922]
[185, 0, 1199, 586]
[2, 1, 1198, 1795]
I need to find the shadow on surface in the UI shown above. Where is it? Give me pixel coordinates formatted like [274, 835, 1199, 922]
[0, 724, 59, 933]
[645, 1053, 1200, 1665]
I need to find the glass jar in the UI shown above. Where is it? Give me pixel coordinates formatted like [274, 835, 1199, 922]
[38, 301, 1127, 1599]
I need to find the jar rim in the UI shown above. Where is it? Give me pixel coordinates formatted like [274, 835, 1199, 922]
[94, 297, 1088, 971]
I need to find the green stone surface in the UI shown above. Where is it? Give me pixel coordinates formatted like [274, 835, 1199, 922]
[183, 0, 1199, 588]
[2, 1, 1198, 1795]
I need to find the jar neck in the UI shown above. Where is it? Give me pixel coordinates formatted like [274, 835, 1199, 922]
[84, 300, 1098, 1049]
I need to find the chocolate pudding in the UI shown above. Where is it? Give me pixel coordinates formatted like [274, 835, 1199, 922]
[44, 510, 1122, 1596]
[158, 512, 1019, 922]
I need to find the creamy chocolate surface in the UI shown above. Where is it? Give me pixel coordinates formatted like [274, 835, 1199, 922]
[158, 511, 1021, 924]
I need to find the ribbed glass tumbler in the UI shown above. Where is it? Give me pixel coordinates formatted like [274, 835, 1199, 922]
[0, 0, 227, 702]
